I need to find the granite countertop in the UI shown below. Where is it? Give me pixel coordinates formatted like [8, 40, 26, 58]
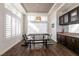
[57, 32, 79, 38]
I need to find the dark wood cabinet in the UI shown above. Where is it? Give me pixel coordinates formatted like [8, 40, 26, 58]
[59, 6, 79, 25]
[59, 13, 70, 25]
[63, 13, 70, 25]
[69, 7, 79, 24]
[59, 16, 64, 25]
[66, 36, 75, 50]
[61, 35, 66, 45]
[57, 34, 61, 43]
[57, 34, 66, 45]
[57, 33, 79, 54]
[75, 38, 79, 53]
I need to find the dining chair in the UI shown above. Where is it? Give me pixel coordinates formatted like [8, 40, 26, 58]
[21, 34, 30, 47]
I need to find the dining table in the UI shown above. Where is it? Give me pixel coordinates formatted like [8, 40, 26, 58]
[27, 33, 50, 49]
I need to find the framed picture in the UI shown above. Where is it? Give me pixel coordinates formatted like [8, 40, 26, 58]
[52, 24, 54, 28]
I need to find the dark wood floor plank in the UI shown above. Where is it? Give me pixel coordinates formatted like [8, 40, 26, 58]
[2, 41, 78, 56]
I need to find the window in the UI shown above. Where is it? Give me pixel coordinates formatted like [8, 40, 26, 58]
[16, 19, 20, 35]
[27, 15, 47, 34]
[5, 15, 11, 38]
[12, 17, 16, 36]
[18, 20, 21, 34]
[5, 3, 22, 39]
[5, 14, 21, 39]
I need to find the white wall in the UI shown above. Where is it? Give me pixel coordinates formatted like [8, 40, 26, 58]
[0, 4, 23, 55]
[48, 3, 64, 42]
[48, 12, 57, 41]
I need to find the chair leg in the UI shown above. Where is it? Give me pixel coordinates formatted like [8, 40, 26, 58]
[43, 40, 45, 49]
[45, 40, 48, 48]
[29, 41, 31, 51]
[44, 40, 48, 49]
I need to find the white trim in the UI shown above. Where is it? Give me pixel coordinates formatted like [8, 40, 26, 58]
[5, 3, 27, 14]
[56, 3, 65, 11]
[48, 3, 57, 15]
[48, 3, 66, 15]
[13, 3, 27, 14]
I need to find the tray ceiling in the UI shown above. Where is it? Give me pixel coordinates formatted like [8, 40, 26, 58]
[22, 3, 54, 13]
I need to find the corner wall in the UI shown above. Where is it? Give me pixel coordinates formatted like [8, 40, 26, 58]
[48, 3, 65, 42]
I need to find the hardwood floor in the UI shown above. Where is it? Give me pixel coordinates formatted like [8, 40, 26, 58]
[2, 41, 78, 56]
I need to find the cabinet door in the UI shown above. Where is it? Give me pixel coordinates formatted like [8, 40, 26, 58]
[57, 34, 61, 43]
[59, 16, 64, 25]
[66, 36, 75, 50]
[70, 7, 79, 24]
[57, 34, 59, 43]
[57, 34, 66, 45]
[63, 13, 70, 25]
[75, 38, 79, 53]
[61, 35, 66, 45]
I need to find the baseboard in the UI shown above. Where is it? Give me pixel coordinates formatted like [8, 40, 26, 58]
[0, 39, 22, 55]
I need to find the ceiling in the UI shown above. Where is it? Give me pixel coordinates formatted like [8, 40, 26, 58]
[22, 3, 54, 13]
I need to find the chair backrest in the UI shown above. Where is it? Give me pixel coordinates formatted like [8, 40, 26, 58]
[24, 34, 28, 39]
[22, 34, 28, 43]
[34, 34, 50, 40]
[34, 34, 43, 40]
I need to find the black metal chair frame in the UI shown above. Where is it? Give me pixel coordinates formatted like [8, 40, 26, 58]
[21, 34, 30, 47]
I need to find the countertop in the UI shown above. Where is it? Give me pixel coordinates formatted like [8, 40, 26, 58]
[57, 32, 79, 38]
